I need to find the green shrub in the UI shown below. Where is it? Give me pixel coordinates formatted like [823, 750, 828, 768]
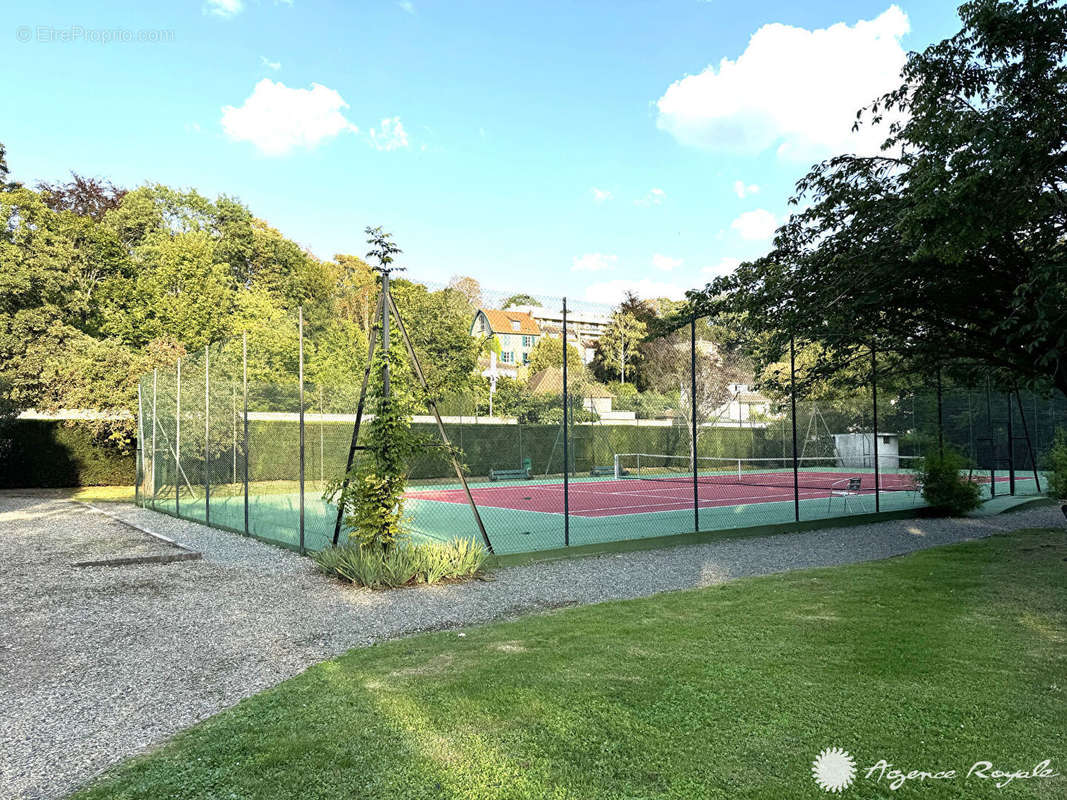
[1047, 427, 1067, 499]
[313, 538, 488, 589]
[915, 448, 983, 516]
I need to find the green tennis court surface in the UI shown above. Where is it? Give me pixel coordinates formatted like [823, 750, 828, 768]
[142, 468, 1043, 555]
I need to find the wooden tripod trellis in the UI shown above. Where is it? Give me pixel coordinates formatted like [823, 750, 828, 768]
[330, 278, 494, 553]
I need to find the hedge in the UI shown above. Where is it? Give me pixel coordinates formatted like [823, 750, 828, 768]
[0, 421, 135, 488]
[0, 418, 782, 489]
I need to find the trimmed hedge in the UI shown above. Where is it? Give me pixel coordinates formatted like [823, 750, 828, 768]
[0, 418, 775, 489]
[0, 421, 135, 488]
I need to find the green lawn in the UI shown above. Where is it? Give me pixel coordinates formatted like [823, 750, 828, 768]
[75, 529, 1066, 799]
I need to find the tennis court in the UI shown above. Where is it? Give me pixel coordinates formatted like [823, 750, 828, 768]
[400, 456, 1038, 553]
[141, 453, 1042, 555]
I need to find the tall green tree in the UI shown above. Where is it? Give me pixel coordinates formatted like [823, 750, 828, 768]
[0, 143, 18, 190]
[596, 310, 647, 384]
[690, 0, 1067, 395]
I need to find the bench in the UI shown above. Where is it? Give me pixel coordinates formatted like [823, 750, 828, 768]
[590, 466, 615, 477]
[489, 467, 532, 481]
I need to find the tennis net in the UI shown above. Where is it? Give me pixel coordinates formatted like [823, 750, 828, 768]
[613, 453, 923, 492]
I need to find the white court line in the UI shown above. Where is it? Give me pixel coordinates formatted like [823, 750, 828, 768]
[572, 488, 830, 516]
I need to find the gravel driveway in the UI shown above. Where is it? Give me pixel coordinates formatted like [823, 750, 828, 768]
[1, 493, 1062, 800]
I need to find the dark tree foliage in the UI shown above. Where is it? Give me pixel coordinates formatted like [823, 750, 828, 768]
[36, 173, 127, 220]
[0, 143, 19, 190]
[689, 0, 1067, 395]
[501, 293, 541, 308]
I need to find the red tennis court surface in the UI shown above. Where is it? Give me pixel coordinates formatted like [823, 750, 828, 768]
[406, 472, 921, 517]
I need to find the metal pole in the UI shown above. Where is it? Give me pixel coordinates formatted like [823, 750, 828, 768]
[175, 358, 181, 517]
[871, 344, 880, 512]
[298, 306, 305, 555]
[332, 292, 384, 546]
[1006, 391, 1016, 495]
[936, 364, 944, 459]
[151, 368, 157, 501]
[204, 345, 210, 525]
[690, 317, 699, 533]
[1014, 389, 1042, 494]
[562, 297, 569, 547]
[319, 385, 324, 486]
[385, 293, 495, 554]
[136, 382, 144, 507]
[382, 273, 390, 399]
[243, 332, 249, 536]
[986, 377, 996, 497]
[790, 335, 800, 522]
[232, 384, 237, 484]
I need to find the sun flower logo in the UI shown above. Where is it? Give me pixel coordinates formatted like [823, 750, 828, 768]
[812, 747, 856, 792]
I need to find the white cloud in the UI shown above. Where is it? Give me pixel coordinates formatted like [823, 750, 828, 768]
[652, 253, 683, 272]
[206, 0, 243, 17]
[184, 122, 202, 134]
[731, 209, 778, 241]
[656, 6, 909, 160]
[572, 253, 618, 272]
[369, 117, 410, 151]
[398, 0, 415, 12]
[733, 180, 759, 198]
[221, 79, 358, 156]
[703, 257, 742, 276]
[591, 187, 612, 203]
[635, 187, 666, 207]
[584, 279, 686, 304]
[260, 56, 281, 71]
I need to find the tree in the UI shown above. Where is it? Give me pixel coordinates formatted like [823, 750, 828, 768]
[447, 275, 482, 308]
[0, 143, 18, 190]
[331, 253, 377, 338]
[642, 327, 746, 451]
[36, 173, 127, 220]
[328, 227, 427, 551]
[501, 293, 540, 308]
[526, 336, 586, 377]
[392, 279, 481, 398]
[596, 310, 647, 384]
[689, 0, 1067, 396]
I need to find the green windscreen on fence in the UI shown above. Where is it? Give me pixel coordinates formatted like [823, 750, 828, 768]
[135, 297, 1065, 557]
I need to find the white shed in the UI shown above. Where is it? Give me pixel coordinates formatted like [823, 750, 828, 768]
[833, 432, 901, 469]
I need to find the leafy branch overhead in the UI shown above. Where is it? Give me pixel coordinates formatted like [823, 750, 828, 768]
[689, 0, 1067, 396]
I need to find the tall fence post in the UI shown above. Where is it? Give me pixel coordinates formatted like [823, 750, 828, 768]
[175, 358, 181, 517]
[204, 345, 211, 525]
[690, 317, 699, 533]
[382, 273, 391, 399]
[243, 332, 249, 536]
[936, 364, 944, 458]
[298, 306, 305, 555]
[790, 335, 800, 522]
[1006, 391, 1016, 495]
[136, 382, 144, 507]
[871, 343, 880, 513]
[151, 368, 157, 502]
[232, 384, 237, 485]
[985, 378, 996, 497]
[1014, 389, 1042, 494]
[562, 297, 569, 547]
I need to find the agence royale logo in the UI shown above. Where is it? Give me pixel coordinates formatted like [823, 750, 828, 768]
[811, 748, 1059, 793]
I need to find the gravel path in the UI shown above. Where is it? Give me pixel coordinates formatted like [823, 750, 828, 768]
[1, 494, 1063, 800]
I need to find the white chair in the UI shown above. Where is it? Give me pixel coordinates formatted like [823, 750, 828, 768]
[828, 477, 864, 512]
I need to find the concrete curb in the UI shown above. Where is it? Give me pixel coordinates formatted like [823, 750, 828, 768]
[74, 501, 202, 566]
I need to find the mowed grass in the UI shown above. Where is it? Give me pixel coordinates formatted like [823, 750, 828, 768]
[75, 530, 1067, 799]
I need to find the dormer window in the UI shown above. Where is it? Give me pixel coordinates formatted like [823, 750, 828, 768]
[511, 320, 520, 331]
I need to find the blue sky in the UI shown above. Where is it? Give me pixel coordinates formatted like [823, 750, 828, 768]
[2, 0, 963, 305]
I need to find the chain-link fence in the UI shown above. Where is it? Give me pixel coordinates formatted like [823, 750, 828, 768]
[135, 287, 1067, 556]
